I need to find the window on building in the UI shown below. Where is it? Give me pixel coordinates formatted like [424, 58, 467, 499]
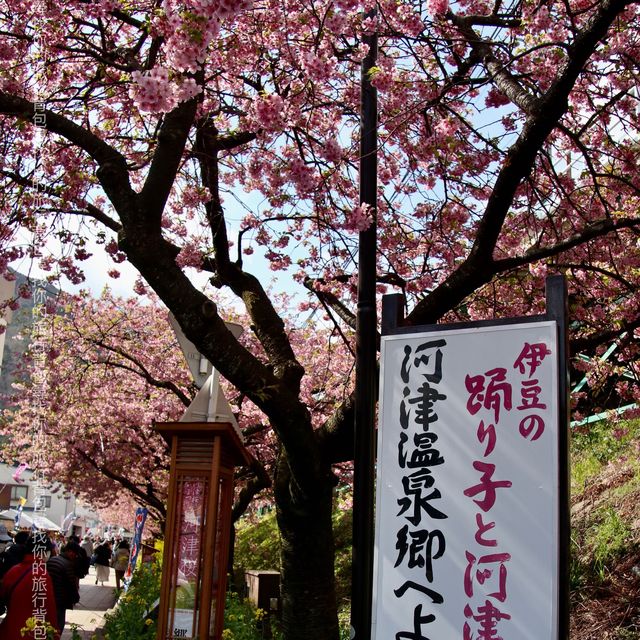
[10, 485, 28, 501]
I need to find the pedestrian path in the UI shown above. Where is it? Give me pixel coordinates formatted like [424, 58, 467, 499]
[61, 566, 119, 639]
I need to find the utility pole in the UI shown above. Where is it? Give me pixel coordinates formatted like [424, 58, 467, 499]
[351, 8, 378, 640]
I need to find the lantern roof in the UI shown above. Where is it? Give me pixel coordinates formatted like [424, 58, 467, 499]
[154, 421, 253, 468]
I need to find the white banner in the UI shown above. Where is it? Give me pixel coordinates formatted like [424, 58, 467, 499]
[171, 609, 194, 638]
[373, 321, 559, 640]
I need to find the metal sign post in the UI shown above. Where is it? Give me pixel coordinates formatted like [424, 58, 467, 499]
[351, 7, 378, 640]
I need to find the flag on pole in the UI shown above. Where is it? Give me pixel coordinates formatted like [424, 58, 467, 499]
[62, 511, 77, 535]
[12, 463, 28, 483]
[124, 507, 148, 590]
[14, 497, 26, 527]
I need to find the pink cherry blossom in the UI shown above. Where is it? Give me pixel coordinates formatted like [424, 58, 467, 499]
[427, 0, 448, 16]
[348, 203, 373, 232]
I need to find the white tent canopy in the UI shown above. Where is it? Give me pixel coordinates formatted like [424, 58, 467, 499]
[0, 508, 62, 532]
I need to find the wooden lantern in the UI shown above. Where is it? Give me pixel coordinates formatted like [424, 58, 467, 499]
[154, 421, 252, 640]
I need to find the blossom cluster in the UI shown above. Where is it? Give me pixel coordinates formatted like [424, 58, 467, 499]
[347, 203, 373, 232]
[175, 241, 205, 269]
[288, 157, 317, 195]
[301, 51, 337, 82]
[252, 94, 286, 132]
[427, 0, 449, 16]
[130, 68, 201, 113]
[128, 0, 253, 112]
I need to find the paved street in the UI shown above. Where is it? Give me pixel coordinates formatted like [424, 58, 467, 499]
[61, 565, 119, 639]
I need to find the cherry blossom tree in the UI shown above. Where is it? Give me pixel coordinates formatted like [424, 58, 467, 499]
[1, 290, 188, 524]
[0, 0, 640, 637]
[1, 287, 354, 527]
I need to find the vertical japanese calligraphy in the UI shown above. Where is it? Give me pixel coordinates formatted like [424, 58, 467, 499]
[394, 339, 447, 640]
[31, 14, 54, 637]
[374, 322, 560, 640]
[170, 478, 206, 639]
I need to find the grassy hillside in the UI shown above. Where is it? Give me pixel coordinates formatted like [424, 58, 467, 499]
[571, 419, 640, 639]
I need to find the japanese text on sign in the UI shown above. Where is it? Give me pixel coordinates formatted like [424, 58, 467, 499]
[462, 342, 551, 639]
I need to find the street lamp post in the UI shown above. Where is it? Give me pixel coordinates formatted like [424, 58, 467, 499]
[351, 8, 378, 640]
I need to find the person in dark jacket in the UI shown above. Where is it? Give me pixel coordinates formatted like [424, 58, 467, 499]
[0, 524, 12, 553]
[47, 541, 82, 634]
[93, 539, 112, 585]
[0, 530, 29, 580]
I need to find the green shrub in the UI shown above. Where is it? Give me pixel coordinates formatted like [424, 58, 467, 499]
[101, 559, 283, 640]
[570, 418, 640, 588]
[332, 501, 353, 608]
[570, 418, 640, 495]
[233, 510, 281, 596]
[337, 607, 352, 640]
[102, 561, 162, 640]
[571, 452, 603, 493]
[233, 494, 354, 638]
[223, 591, 282, 640]
[572, 418, 640, 464]
[234, 510, 281, 576]
[569, 533, 592, 592]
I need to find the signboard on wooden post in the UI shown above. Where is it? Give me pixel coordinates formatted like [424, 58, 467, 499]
[373, 277, 569, 640]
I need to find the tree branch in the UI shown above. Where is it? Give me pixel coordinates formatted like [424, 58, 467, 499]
[408, 0, 635, 326]
[571, 316, 640, 355]
[493, 216, 640, 272]
[0, 92, 136, 214]
[75, 447, 166, 521]
[448, 13, 541, 114]
[318, 395, 355, 465]
[0, 170, 121, 231]
[139, 98, 199, 223]
[194, 119, 306, 391]
[231, 457, 272, 522]
[303, 278, 357, 330]
[91, 353, 193, 407]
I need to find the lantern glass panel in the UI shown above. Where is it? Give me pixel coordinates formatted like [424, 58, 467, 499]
[167, 475, 208, 639]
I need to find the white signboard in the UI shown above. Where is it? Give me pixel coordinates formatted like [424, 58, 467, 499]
[373, 321, 559, 640]
[171, 608, 195, 638]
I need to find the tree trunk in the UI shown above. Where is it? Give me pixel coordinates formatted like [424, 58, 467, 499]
[274, 455, 340, 640]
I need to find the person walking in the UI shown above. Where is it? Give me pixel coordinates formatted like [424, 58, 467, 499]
[47, 541, 81, 635]
[80, 534, 93, 560]
[0, 534, 58, 639]
[111, 539, 130, 591]
[93, 539, 112, 586]
[0, 530, 29, 581]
